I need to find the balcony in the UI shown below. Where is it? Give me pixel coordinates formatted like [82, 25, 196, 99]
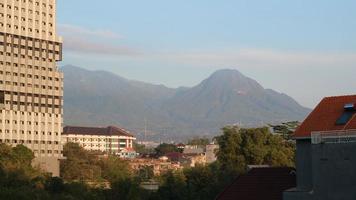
[311, 130, 356, 144]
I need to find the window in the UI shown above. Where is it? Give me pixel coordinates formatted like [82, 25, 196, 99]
[0, 91, 4, 104]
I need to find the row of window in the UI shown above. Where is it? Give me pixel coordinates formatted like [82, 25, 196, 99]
[0, 139, 59, 145]
[0, 52, 57, 62]
[0, 119, 60, 127]
[2, 100, 62, 110]
[0, 32, 61, 46]
[1, 0, 54, 9]
[0, 27, 54, 37]
[68, 138, 130, 143]
[0, 13, 53, 27]
[0, 81, 62, 91]
[82, 144, 116, 148]
[3, 91, 62, 100]
[1, 71, 61, 82]
[0, 109, 61, 117]
[1, 62, 58, 73]
[0, 128, 60, 136]
[0, 43, 60, 56]
[0, 2, 54, 14]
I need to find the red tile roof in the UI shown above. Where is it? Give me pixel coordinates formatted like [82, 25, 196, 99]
[294, 95, 356, 138]
[216, 167, 296, 200]
[63, 126, 134, 137]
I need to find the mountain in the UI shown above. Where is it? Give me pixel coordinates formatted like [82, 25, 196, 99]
[62, 65, 311, 140]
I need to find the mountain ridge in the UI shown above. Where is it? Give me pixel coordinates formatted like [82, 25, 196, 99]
[62, 65, 310, 140]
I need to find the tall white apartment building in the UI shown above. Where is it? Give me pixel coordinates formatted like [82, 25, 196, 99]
[0, 0, 63, 176]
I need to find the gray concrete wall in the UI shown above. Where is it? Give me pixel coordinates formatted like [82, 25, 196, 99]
[295, 140, 313, 191]
[310, 142, 356, 200]
[285, 141, 356, 200]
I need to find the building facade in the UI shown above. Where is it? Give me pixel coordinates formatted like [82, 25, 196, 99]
[0, 0, 63, 176]
[62, 126, 136, 158]
[284, 95, 356, 200]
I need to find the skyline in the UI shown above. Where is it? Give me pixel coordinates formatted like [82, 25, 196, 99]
[57, 0, 356, 108]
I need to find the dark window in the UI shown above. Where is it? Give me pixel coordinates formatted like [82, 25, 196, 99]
[0, 91, 4, 104]
[336, 103, 355, 125]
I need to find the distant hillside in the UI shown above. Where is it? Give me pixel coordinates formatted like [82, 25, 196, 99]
[62, 65, 311, 140]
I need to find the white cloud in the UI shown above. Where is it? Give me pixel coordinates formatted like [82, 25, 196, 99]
[63, 37, 140, 56]
[58, 24, 140, 56]
[58, 24, 122, 39]
[154, 48, 356, 69]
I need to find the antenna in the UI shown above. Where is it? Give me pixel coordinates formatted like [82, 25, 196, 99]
[144, 117, 147, 142]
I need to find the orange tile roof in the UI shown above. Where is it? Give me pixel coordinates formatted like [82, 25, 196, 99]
[294, 95, 356, 138]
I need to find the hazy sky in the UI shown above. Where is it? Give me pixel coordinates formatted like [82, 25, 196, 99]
[57, 0, 356, 108]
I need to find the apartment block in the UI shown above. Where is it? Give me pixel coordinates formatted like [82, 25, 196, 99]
[0, 0, 63, 176]
[62, 126, 137, 158]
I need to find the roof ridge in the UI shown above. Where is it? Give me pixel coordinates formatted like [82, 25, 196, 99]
[323, 94, 356, 99]
[294, 94, 356, 138]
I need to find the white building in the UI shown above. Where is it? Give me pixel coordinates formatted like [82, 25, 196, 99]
[0, 0, 63, 176]
[62, 126, 137, 158]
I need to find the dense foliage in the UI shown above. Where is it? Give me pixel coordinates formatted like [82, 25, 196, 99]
[269, 121, 300, 140]
[0, 125, 295, 200]
[154, 143, 180, 156]
[187, 138, 210, 146]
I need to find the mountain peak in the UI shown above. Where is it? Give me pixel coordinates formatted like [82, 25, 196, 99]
[201, 68, 262, 92]
[210, 69, 244, 78]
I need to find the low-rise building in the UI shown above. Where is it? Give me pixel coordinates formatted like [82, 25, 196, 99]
[284, 95, 356, 200]
[62, 126, 136, 157]
[130, 158, 182, 176]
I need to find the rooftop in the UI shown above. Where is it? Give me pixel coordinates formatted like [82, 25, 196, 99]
[63, 126, 134, 137]
[216, 167, 296, 200]
[294, 95, 356, 138]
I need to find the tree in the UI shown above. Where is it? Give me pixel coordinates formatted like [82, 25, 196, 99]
[157, 171, 187, 200]
[269, 121, 300, 140]
[184, 165, 219, 200]
[137, 166, 155, 182]
[98, 155, 131, 183]
[187, 138, 210, 146]
[215, 126, 295, 176]
[134, 142, 154, 155]
[61, 143, 101, 181]
[0, 144, 41, 180]
[155, 143, 179, 157]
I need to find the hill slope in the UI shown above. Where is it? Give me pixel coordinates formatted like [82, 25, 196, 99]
[62, 66, 310, 140]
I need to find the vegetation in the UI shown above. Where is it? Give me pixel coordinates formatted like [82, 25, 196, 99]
[154, 143, 180, 156]
[187, 138, 210, 146]
[133, 142, 154, 155]
[269, 121, 300, 140]
[0, 125, 295, 200]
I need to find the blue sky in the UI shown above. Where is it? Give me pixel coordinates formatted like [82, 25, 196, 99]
[57, 0, 356, 108]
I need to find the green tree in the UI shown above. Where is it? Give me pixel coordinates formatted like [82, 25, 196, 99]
[134, 142, 154, 155]
[137, 166, 155, 182]
[155, 143, 179, 157]
[269, 121, 300, 140]
[61, 143, 101, 181]
[98, 155, 131, 183]
[156, 171, 187, 200]
[184, 165, 219, 200]
[215, 126, 295, 175]
[187, 138, 210, 146]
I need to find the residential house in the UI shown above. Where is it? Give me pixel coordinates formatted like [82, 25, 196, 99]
[284, 95, 356, 200]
